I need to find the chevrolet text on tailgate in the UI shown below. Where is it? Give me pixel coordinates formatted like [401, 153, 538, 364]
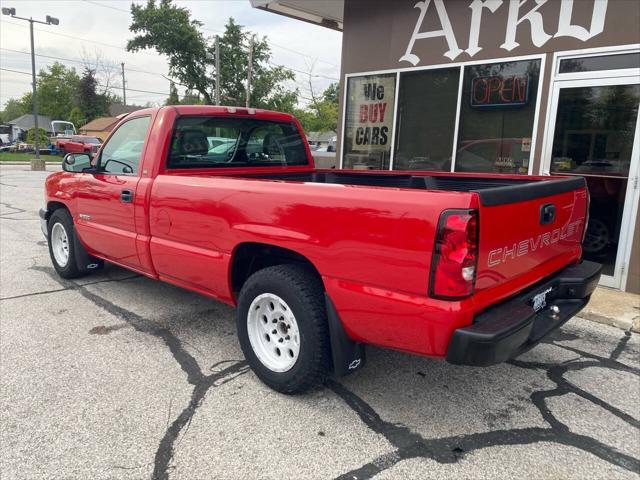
[41, 106, 602, 393]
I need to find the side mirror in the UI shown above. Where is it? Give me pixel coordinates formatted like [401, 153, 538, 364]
[63, 153, 92, 173]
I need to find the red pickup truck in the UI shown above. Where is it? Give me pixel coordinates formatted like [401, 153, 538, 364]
[56, 135, 103, 156]
[40, 106, 601, 393]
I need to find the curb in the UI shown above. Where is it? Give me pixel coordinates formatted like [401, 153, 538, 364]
[579, 287, 640, 333]
[579, 311, 640, 333]
[0, 162, 61, 166]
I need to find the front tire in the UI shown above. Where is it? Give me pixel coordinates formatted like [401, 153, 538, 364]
[237, 265, 331, 394]
[47, 209, 98, 279]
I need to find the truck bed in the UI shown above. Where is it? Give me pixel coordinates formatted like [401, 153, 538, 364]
[244, 170, 585, 206]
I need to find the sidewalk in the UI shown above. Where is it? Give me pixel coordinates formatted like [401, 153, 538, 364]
[580, 286, 640, 332]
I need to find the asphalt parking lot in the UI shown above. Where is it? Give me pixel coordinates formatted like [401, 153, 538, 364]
[1, 164, 639, 480]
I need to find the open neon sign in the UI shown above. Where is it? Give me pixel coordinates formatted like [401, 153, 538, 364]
[470, 74, 529, 108]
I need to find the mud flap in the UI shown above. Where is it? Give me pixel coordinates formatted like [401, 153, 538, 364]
[73, 227, 102, 273]
[325, 294, 366, 377]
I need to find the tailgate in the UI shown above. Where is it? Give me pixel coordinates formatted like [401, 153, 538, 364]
[474, 177, 588, 302]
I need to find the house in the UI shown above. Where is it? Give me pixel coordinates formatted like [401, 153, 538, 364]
[253, 0, 640, 294]
[78, 117, 120, 141]
[7, 114, 53, 140]
[108, 104, 144, 117]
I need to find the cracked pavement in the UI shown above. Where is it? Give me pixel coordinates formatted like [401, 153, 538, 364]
[1, 165, 639, 479]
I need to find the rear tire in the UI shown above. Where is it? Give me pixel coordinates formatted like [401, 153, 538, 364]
[237, 264, 331, 394]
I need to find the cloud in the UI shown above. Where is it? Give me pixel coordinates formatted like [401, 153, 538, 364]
[0, 0, 342, 108]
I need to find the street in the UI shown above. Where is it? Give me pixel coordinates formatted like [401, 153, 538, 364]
[1, 164, 639, 480]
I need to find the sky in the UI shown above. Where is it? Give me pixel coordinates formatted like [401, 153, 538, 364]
[0, 0, 342, 110]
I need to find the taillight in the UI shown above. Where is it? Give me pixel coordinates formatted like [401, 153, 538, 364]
[429, 209, 478, 299]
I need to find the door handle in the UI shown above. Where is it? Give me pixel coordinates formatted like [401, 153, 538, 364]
[120, 189, 134, 203]
[540, 203, 556, 225]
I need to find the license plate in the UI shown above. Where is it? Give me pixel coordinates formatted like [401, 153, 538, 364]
[531, 287, 553, 312]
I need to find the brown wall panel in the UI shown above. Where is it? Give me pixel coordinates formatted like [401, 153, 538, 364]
[335, 0, 640, 291]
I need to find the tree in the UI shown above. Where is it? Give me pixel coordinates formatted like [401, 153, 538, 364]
[128, 0, 214, 103]
[3, 63, 80, 123]
[1, 62, 114, 126]
[34, 62, 81, 120]
[26, 127, 48, 145]
[77, 68, 109, 122]
[166, 82, 180, 105]
[322, 83, 339, 104]
[80, 47, 121, 96]
[217, 18, 297, 111]
[67, 108, 87, 129]
[295, 83, 339, 133]
[181, 89, 204, 105]
[127, 1, 297, 109]
[0, 98, 29, 123]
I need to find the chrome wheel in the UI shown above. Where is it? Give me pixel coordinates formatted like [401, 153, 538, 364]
[247, 293, 300, 372]
[51, 222, 70, 267]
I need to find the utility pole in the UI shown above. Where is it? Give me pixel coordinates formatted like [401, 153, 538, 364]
[28, 20, 39, 159]
[2, 8, 59, 170]
[121, 62, 127, 106]
[246, 35, 254, 108]
[214, 36, 220, 105]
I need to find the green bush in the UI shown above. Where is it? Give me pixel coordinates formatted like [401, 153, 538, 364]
[26, 127, 49, 146]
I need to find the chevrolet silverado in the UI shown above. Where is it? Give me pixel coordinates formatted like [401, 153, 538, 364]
[40, 106, 601, 393]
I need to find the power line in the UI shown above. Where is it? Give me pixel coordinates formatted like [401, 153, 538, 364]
[127, 93, 168, 99]
[79, 0, 341, 68]
[0, 67, 168, 96]
[83, 0, 130, 13]
[2, 43, 336, 86]
[1, 47, 85, 65]
[265, 41, 339, 69]
[1, 64, 325, 100]
[1, 67, 39, 76]
[2, 20, 339, 83]
[0, 47, 167, 77]
[1, 19, 159, 58]
[200, 25, 339, 69]
[269, 61, 338, 81]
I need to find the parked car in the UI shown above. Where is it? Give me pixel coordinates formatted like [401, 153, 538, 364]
[56, 135, 103, 156]
[207, 136, 236, 149]
[456, 138, 531, 174]
[40, 105, 600, 393]
[0, 124, 12, 145]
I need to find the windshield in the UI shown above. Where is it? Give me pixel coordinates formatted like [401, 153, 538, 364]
[167, 116, 308, 169]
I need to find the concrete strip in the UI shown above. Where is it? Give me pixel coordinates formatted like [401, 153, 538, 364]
[580, 287, 640, 333]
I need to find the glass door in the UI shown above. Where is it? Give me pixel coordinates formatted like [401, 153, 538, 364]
[545, 77, 640, 288]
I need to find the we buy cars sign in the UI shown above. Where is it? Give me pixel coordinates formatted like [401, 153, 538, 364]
[350, 76, 395, 152]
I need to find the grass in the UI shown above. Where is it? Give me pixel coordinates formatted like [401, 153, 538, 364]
[0, 152, 62, 162]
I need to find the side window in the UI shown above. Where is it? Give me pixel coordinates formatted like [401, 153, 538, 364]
[99, 116, 151, 175]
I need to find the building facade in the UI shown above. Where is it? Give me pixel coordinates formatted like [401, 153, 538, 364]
[255, 0, 640, 293]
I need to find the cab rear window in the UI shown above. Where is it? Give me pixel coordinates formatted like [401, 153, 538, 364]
[167, 116, 309, 169]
